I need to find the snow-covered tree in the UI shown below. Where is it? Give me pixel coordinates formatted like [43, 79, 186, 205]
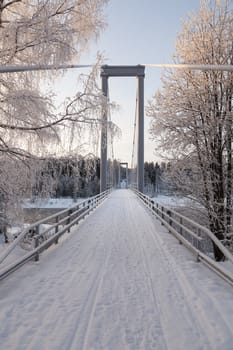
[0, 0, 108, 152]
[148, 0, 233, 260]
[0, 0, 109, 232]
[0, 0, 107, 65]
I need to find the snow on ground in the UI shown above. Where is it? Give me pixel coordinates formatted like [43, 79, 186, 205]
[0, 190, 233, 350]
[0, 197, 86, 267]
[152, 194, 199, 208]
[0, 225, 26, 264]
[22, 197, 84, 209]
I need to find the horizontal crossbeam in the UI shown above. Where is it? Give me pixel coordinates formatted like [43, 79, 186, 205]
[101, 65, 145, 77]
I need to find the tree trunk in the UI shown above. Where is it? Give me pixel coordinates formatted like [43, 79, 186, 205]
[209, 215, 225, 261]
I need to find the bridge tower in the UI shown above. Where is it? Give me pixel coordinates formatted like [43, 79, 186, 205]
[100, 65, 145, 193]
[118, 162, 129, 189]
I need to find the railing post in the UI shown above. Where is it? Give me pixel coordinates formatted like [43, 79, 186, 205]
[75, 205, 79, 221]
[179, 217, 183, 244]
[35, 224, 40, 236]
[179, 217, 183, 236]
[34, 235, 39, 261]
[34, 225, 41, 261]
[161, 206, 164, 224]
[151, 200, 155, 213]
[167, 210, 172, 232]
[68, 209, 72, 232]
[55, 216, 59, 244]
[197, 228, 201, 251]
[55, 216, 59, 233]
[150, 199, 153, 210]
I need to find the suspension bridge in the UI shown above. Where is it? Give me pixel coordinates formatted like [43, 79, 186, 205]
[0, 188, 233, 349]
[0, 64, 233, 349]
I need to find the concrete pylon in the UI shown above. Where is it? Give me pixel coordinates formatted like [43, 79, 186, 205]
[100, 65, 145, 193]
[100, 76, 108, 193]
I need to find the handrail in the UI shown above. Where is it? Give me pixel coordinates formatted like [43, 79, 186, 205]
[132, 188, 233, 286]
[0, 189, 111, 277]
[159, 204, 233, 263]
[0, 205, 95, 282]
[0, 200, 85, 264]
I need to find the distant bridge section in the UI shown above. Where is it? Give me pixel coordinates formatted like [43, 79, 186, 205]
[100, 65, 145, 193]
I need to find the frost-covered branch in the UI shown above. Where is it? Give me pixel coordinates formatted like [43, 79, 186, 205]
[0, 0, 109, 231]
[148, 0, 233, 260]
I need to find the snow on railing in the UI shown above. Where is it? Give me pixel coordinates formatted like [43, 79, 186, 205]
[132, 188, 233, 286]
[0, 189, 111, 281]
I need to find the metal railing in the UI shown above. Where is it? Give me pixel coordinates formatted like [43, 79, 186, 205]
[0, 189, 111, 281]
[133, 188, 233, 286]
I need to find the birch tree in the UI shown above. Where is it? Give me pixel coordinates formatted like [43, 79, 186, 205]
[148, 0, 233, 260]
[0, 0, 108, 149]
[0, 0, 108, 232]
[0, 0, 107, 65]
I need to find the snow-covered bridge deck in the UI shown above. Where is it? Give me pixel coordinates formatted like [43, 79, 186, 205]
[1, 190, 233, 350]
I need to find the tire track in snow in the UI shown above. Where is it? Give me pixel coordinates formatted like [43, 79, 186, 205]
[129, 194, 213, 349]
[14, 218, 109, 349]
[74, 191, 168, 349]
[133, 195, 233, 349]
[69, 241, 113, 350]
[132, 225, 168, 349]
[144, 230, 213, 349]
[152, 226, 233, 347]
[123, 192, 168, 350]
[1, 190, 233, 350]
[0, 204, 114, 350]
[62, 198, 118, 350]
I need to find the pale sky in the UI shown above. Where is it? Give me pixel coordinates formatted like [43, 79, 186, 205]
[55, 0, 200, 164]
